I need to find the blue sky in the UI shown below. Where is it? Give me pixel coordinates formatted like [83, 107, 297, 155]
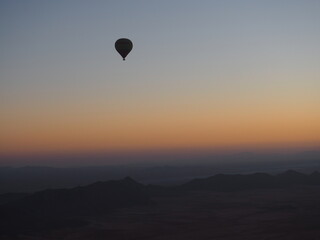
[1, 1, 320, 164]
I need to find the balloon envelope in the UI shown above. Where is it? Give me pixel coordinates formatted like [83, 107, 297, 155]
[115, 38, 133, 60]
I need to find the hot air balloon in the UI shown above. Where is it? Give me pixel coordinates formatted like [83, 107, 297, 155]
[115, 38, 133, 60]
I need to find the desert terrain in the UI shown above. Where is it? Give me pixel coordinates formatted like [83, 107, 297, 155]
[8, 185, 320, 240]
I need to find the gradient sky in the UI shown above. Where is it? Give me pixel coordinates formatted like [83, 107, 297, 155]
[1, 1, 320, 164]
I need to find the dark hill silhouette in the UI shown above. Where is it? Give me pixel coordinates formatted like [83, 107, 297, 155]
[0, 192, 29, 205]
[182, 172, 275, 191]
[275, 169, 309, 186]
[0, 177, 150, 235]
[309, 170, 320, 183]
[182, 170, 320, 191]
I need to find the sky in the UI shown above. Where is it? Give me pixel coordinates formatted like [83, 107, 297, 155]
[1, 0, 320, 165]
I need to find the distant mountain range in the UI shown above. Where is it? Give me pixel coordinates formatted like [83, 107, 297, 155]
[182, 170, 320, 191]
[1, 170, 320, 236]
[1, 152, 320, 194]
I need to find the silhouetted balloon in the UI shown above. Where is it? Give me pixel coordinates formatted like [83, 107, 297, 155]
[115, 38, 133, 60]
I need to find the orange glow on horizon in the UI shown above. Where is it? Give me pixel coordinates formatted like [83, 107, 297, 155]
[1, 100, 319, 156]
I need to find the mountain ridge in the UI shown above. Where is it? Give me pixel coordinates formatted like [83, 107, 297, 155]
[1, 170, 320, 236]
